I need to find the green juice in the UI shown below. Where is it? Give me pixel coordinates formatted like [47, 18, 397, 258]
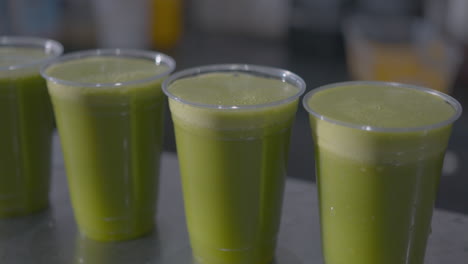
[0, 47, 55, 217]
[45, 56, 170, 241]
[305, 83, 459, 264]
[167, 72, 302, 264]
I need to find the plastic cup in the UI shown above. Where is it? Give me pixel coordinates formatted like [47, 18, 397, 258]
[163, 64, 306, 264]
[0, 36, 63, 217]
[41, 49, 175, 241]
[303, 81, 462, 264]
[342, 14, 461, 94]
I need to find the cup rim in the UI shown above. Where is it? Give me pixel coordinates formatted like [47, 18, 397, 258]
[0, 36, 64, 71]
[162, 64, 306, 110]
[302, 81, 462, 133]
[40, 49, 176, 88]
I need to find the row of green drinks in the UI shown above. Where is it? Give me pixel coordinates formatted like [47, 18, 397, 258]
[0, 36, 462, 264]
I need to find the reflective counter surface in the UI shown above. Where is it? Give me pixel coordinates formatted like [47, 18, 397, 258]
[0, 134, 467, 264]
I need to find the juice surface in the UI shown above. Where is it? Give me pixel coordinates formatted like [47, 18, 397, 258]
[0, 46, 54, 217]
[306, 84, 456, 264]
[46, 56, 168, 241]
[0, 47, 51, 68]
[45, 56, 167, 84]
[169, 72, 298, 106]
[168, 72, 300, 264]
[308, 84, 455, 128]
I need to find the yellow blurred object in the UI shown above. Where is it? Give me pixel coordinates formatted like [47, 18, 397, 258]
[150, 0, 183, 50]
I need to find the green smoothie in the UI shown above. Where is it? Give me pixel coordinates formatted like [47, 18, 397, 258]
[304, 83, 460, 264]
[165, 69, 304, 264]
[0, 45, 59, 217]
[43, 52, 174, 241]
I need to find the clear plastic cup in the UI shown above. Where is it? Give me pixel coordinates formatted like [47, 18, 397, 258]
[303, 81, 462, 264]
[0, 36, 63, 217]
[342, 14, 461, 94]
[163, 64, 305, 264]
[41, 49, 175, 241]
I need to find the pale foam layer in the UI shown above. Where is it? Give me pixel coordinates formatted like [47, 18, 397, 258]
[307, 84, 455, 128]
[168, 72, 300, 133]
[169, 72, 299, 106]
[47, 79, 165, 103]
[45, 56, 169, 84]
[308, 84, 455, 163]
[170, 99, 297, 135]
[312, 118, 452, 164]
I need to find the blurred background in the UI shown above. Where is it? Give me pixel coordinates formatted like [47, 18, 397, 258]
[2, 0, 468, 214]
